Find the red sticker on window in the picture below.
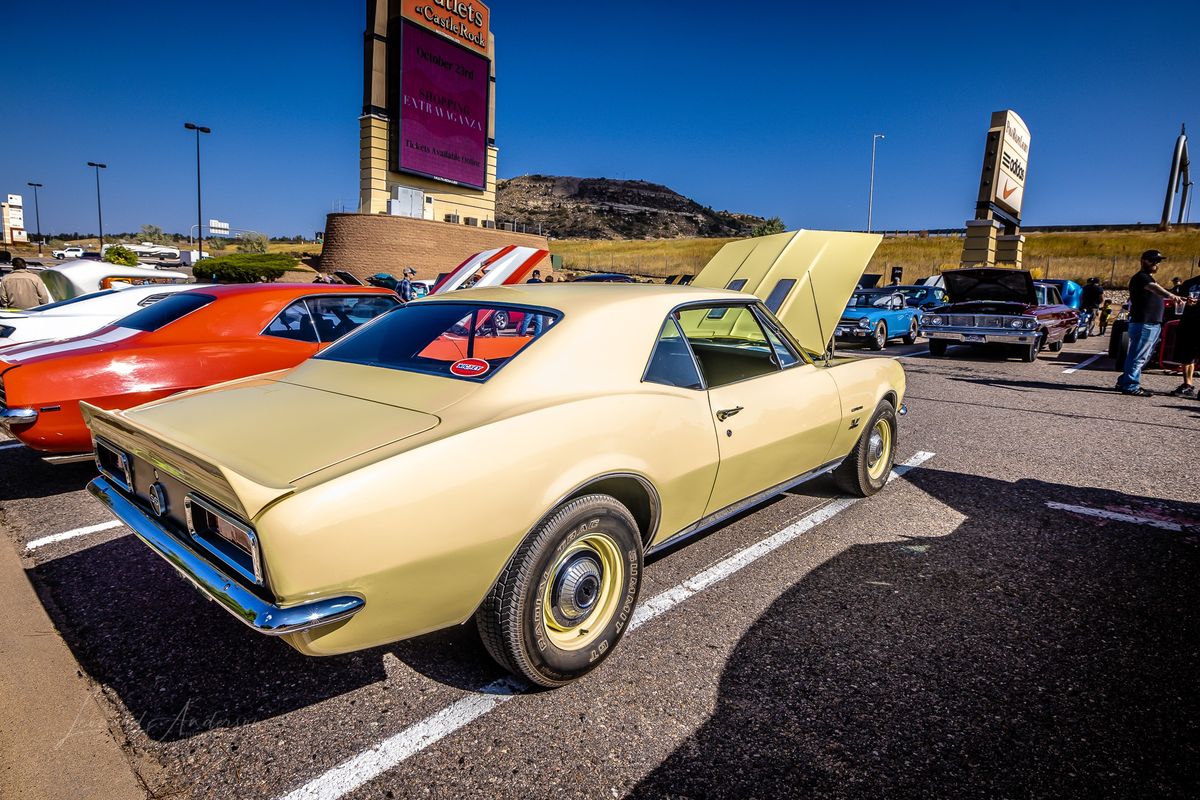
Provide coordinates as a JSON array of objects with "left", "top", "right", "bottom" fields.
[{"left": 450, "top": 358, "right": 490, "bottom": 377}]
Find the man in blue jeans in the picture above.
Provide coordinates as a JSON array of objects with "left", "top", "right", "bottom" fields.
[
  {"left": 1116, "top": 250, "right": 1191, "bottom": 396},
  {"left": 521, "top": 269, "right": 544, "bottom": 336}
]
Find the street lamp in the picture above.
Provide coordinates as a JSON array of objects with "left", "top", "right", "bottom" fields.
[
  {"left": 26, "top": 182, "right": 43, "bottom": 256},
  {"left": 184, "top": 122, "right": 211, "bottom": 261},
  {"left": 867, "top": 133, "right": 885, "bottom": 233},
  {"left": 86, "top": 162, "right": 107, "bottom": 248}
]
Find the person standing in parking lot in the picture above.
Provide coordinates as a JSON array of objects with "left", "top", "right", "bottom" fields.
[
  {"left": 398, "top": 267, "right": 417, "bottom": 302},
  {"left": 1171, "top": 284, "right": 1200, "bottom": 397},
  {"left": 1116, "top": 250, "right": 1191, "bottom": 396},
  {"left": 1081, "top": 277, "right": 1104, "bottom": 334},
  {"left": 0, "top": 258, "right": 51, "bottom": 309}
]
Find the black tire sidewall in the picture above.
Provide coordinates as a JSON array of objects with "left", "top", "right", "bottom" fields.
[
  {"left": 519, "top": 503, "right": 642, "bottom": 685},
  {"left": 871, "top": 322, "right": 886, "bottom": 350}
]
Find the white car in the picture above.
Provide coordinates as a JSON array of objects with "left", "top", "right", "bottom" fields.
[
  {"left": 0, "top": 284, "right": 208, "bottom": 346},
  {"left": 52, "top": 246, "right": 85, "bottom": 260},
  {"left": 38, "top": 259, "right": 190, "bottom": 300}
]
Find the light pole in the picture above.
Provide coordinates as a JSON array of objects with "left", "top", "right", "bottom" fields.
[
  {"left": 86, "top": 162, "right": 107, "bottom": 248},
  {"left": 184, "top": 122, "right": 211, "bottom": 261},
  {"left": 26, "top": 182, "right": 43, "bottom": 256},
  {"left": 868, "top": 133, "right": 885, "bottom": 233}
]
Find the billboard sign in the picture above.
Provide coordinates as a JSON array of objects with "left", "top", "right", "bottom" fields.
[
  {"left": 401, "top": 0, "right": 490, "bottom": 56},
  {"left": 209, "top": 219, "right": 230, "bottom": 236},
  {"left": 394, "top": 21, "right": 489, "bottom": 189},
  {"left": 976, "top": 110, "right": 1031, "bottom": 220}
]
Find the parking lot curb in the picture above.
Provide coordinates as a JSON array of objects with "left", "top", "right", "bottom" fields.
[{"left": 0, "top": 539, "right": 146, "bottom": 799}]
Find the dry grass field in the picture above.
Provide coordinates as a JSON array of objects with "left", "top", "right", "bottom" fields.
[{"left": 552, "top": 229, "right": 1200, "bottom": 286}]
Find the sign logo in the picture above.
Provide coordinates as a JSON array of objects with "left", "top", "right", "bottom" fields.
[
  {"left": 149, "top": 482, "right": 168, "bottom": 517},
  {"left": 1002, "top": 181, "right": 1019, "bottom": 200},
  {"left": 402, "top": 0, "right": 490, "bottom": 56},
  {"left": 449, "top": 358, "right": 490, "bottom": 377}
]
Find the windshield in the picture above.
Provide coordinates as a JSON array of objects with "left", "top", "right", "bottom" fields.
[
  {"left": 316, "top": 302, "right": 560, "bottom": 381},
  {"left": 22, "top": 289, "right": 118, "bottom": 313},
  {"left": 114, "top": 292, "right": 215, "bottom": 332},
  {"left": 846, "top": 291, "right": 891, "bottom": 309}
]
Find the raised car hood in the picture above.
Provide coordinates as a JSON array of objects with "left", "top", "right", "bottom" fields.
[
  {"left": 692, "top": 229, "right": 882, "bottom": 353},
  {"left": 943, "top": 268, "right": 1037, "bottom": 305},
  {"left": 85, "top": 374, "right": 440, "bottom": 518}
]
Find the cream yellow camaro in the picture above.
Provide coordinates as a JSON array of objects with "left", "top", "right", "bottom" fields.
[{"left": 84, "top": 230, "right": 906, "bottom": 687}]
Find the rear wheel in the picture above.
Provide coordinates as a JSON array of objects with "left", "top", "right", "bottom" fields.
[
  {"left": 834, "top": 401, "right": 897, "bottom": 497},
  {"left": 476, "top": 494, "right": 643, "bottom": 688},
  {"left": 868, "top": 321, "right": 887, "bottom": 350},
  {"left": 928, "top": 339, "right": 948, "bottom": 357},
  {"left": 1048, "top": 338, "right": 1064, "bottom": 353},
  {"left": 902, "top": 319, "right": 918, "bottom": 345}
]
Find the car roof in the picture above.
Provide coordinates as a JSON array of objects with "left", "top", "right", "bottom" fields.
[{"left": 181, "top": 283, "right": 398, "bottom": 300}]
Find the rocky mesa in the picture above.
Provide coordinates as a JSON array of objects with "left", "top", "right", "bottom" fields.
[{"left": 496, "top": 175, "right": 766, "bottom": 240}]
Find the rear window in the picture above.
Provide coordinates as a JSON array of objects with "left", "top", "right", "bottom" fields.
[
  {"left": 317, "top": 302, "right": 560, "bottom": 381},
  {"left": 115, "top": 292, "right": 215, "bottom": 332}
]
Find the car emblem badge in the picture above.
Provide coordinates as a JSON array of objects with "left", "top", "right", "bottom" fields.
[{"left": 149, "top": 482, "right": 168, "bottom": 517}]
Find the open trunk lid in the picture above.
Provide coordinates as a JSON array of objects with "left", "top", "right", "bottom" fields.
[{"left": 691, "top": 229, "right": 882, "bottom": 353}]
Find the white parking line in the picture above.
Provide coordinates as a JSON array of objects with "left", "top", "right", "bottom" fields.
[
  {"left": 25, "top": 520, "right": 124, "bottom": 551},
  {"left": 1061, "top": 352, "right": 1107, "bottom": 374},
  {"left": 1046, "top": 501, "right": 1197, "bottom": 533},
  {"left": 279, "top": 450, "right": 937, "bottom": 800}
]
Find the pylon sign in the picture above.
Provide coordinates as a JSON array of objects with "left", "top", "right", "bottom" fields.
[{"left": 975, "top": 110, "right": 1031, "bottom": 222}]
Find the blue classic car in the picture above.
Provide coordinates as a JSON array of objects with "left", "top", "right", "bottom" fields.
[
  {"left": 896, "top": 284, "right": 950, "bottom": 310},
  {"left": 834, "top": 288, "right": 921, "bottom": 350}
]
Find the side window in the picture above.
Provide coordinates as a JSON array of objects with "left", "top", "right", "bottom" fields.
[
  {"left": 676, "top": 305, "right": 780, "bottom": 388},
  {"left": 643, "top": 318, "right": 703, "bottom": 390},
  {"left": 307, "top": 295, "right": 401, "bottom": 342},
  {"left": 763, "top": 279, "right": 796, "bottom": 313},
  {"left": 265, "top": 300, "right": 319, "bottom": 343}
]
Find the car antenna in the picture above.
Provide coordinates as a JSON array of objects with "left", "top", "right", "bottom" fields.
[{"left": 808, "top": 277, "right": 832, "bottom": 366}]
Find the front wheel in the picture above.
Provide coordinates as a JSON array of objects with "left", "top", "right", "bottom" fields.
[
  {"left": 902, "top": 319, "right": 918, "bottom": 345},
  {"left": 1021, "top": 334, "right": 1042, "bottom": 362},
  {"left": 928, "top": 339, "right": 948, "bottom": 357},
  {"left": 476, "top": 494, "right": 643, "bottom": 688},
  {"left": 868, "top": 321, "right": 887, "bottom": 351},
  {"left": 834, "top": 401, "right": 897, "bottom": 497}
]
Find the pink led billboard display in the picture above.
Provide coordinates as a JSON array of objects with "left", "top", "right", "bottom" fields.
[{"left": 395, "top": 22, "right": 489, "bottom": 190}]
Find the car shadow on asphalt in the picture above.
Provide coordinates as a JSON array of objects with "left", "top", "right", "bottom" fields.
[
  {"left": 0, "top": 450, "right": 95, "bottom": 502},
  {"left": 949, "top": 376, "right": 1120, "bottom": 394},
  {"left": 628, "top": 468, "right": 1200, "bottom": 799},
  {"left": 32, "top": 536, "right": 506, "bottom": 742}
]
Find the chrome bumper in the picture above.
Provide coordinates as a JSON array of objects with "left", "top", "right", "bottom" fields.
[
  {"left": 920, "top": 327, "right": 1037, "bottom": 344},
  {"left": 87, "top": 476, "right": 364, "bottom": 636}
]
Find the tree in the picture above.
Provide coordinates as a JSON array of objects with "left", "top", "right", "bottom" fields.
[
  {"left": 138, "top": 224, "right": 166, "bottom": 244},
  {"left": 237, "top": 232, "right": 269, "bottom": 254},
  {"left": 102, "top": 245, "right": 140, "bottom": 266},
  {"left": 751, "top": 217, "right": 786, "bottom": 237}
]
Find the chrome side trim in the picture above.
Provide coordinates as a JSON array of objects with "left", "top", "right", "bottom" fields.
[
  {"left": 87, "top": 477, "right": 364, "bottom": 635},
  {"left": 43, "top": 452, "right": 95, "bottom": 465},
  {"left": 647, "top": 456, "right": 846, "bottom": 557}
]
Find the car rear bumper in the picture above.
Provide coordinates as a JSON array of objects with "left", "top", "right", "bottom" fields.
[
  {"left": 921, "top": 328, "right": 1037, "bottom": 344},
  {"left": 87, "top": 476, "right": 365, "bottom": 636}
]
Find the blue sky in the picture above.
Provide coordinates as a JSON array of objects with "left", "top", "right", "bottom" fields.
[{"left": 3, "top": 1, "right": 1197, "bottom": 237}]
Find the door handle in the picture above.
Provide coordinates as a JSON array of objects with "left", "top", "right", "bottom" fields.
[{"left": 716, "top": 406, "right": 744, "bottom": 422}]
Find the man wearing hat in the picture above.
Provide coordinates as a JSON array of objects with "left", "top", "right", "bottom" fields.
[
  {"left": 1116, "top": 250, "right": 1191, "bottom": 396},
  {"left": 398, "top": 267, "right": 417, "bottom": 303}
]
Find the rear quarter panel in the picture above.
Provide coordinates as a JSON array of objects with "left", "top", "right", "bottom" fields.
[{"left": 264, "top": 390, "right": 721, "bottom": 656}]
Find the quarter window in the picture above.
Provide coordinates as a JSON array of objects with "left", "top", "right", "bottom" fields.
[
  {"left": 265, "top": 300, "right": 319, "bottom": 343},
  {"left": 763, "top": 279, "right": 796, "bottom": 313},
  {"left": 644, "top": 318, "right": 703, "bottom": 390},
  {"left": 264, "top": 295, "right": 400, "bottom": 344}
]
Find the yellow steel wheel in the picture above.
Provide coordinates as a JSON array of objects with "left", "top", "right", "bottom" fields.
[
  {"left": 541, "top": 532, "right": 625, "bottom": 652},
  {"left": 865, "top": 417, "right": 893, "bottom": 482}
]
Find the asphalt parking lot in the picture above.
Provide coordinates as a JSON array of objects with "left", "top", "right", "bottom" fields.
[{"left": 3, "top": 337, "right": 1198, "bottom": 799}]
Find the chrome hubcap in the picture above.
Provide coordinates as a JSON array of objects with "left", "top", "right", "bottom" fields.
[
  {"left": 550, "top": 553, "right": 603, "bottom": 625},
  {"left": 868, "top": 430, "right": 885, "bottom": 464}
]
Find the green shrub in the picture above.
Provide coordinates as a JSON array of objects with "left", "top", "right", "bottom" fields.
[
  {"left": 196, "top": 252, "right": 297, "bottom": 283},
  {"left": 236, "top": 232, "right": 269, "bottom": 254},
  {"left": 102, "top": 245, "right": 140, "bottom": 266},
  {"left": 751, "top": 217, "right": 786, "bottom": 237}
]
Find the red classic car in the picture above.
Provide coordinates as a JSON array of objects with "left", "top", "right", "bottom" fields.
[
  {"left": 0, "top": 284, "right": 401, "bottom": 455},
  {"left": 919, "top": 268, "right": 1079, "bottom": 362}
]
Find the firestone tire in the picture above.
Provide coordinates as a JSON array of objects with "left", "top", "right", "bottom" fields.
[
  {"left": 834, "top": 401, "right": 897, "bottom": 498},
  {"left": 868, "top": 321, "right": 887, "bottom": 351},
  {"left": 928, "top": 339, "right": 949, "bottom": 357},
  {"left": 476, "top": 494, "right": 643, "bottom": 688}
]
